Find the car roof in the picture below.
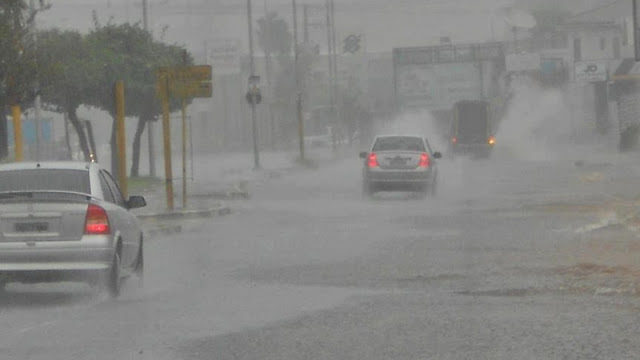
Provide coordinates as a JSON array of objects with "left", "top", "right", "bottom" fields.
[
  {"left": 374, "top": 134, "right": 425, "bottom": 139},
  {"left": 0, "top": 161, "right": 95, "bottom": 171}
]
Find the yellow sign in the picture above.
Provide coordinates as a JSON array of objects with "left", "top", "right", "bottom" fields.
[
  {"left": 156, "top": 65, "right": 212, "bottom": 99},
  {"left": 158, "top": 66, "right": 212, "bottom": 82},
  {"left": 170, "top": 81, "right": 213, "bottom": 98}
]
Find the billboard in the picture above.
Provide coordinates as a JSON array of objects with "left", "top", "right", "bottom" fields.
[
  {"left": 393, "top": 42, "right": 504, "bottom": 110},
  {"left": 396, "top": 63, "right": 482, "bottom": 109}
]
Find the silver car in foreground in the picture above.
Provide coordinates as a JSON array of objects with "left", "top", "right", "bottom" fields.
[
  {"left": 0, "top": 162, "right": 146, "bottom": 297},
  {"left": 360, "top": 135, "right": 442, "bottom": 197}
]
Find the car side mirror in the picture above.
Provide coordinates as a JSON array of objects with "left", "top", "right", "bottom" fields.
[
  {"left": 127, "top": 195, "right": 147, "bottom": 209},
  {"left": 359, "top": 151, "right": 368, "bottom": 159},
  {"left": 433, "top": 152, "right": 442, "bottom": 159}
]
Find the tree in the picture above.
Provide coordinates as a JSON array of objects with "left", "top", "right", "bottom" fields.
[
  {"left": 84, "top": 21, "right": 191, "bottom": 177},
  {"left": 37, "top": 29, "right": 95, "bottom": 161},
  {"left": 0, "top": 0, "right": 42, "bottom": 160},
  {"left": 256, "top": 12, "right": 292, "bottom": 57},
  {"left": 257, "top": 12, "right": 294, "bottom": 147}
]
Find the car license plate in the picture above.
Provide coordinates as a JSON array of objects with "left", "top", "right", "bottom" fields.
[
  {"left": 15, "top": 222, "right": 49, "bottom": 232},
  {"left": 390, "top": 158, "right": 407, "bottom": 166}
]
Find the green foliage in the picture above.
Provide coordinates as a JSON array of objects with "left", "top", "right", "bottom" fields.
[
  {"left": 256, "top": 12, "right": 293, "bottom": 57},
  {"left": 84, "top": 22, "right": 191, "bottom": 117},
  {"left": 37, "top": 29, "right": 92, "bottom": 109},
  {"left": 0, "top": 0, "right": 36, "bottom": 107}
]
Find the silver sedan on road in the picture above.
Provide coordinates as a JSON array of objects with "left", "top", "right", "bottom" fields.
[
  {"left": 360, "top": 135, "right": 442, "bottom": 197},
  {"left": 0, "top": 161, "right": 146, "bottom": 297}
]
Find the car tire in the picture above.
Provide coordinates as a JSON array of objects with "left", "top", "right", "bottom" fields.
[{"left": 105, "top": 252, "right": 122, "bottom": 298}]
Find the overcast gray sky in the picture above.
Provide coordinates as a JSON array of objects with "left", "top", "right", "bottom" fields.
[
  {"left": 42, "top": 0, "right": 514, "bottom": 53},
  {"left": 41, "top": 0, "right": 612, "bottom": 56}
]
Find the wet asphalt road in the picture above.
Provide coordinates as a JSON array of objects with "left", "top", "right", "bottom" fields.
[{"left": 1, "top": 147, "right": 640, "bottom": 360}]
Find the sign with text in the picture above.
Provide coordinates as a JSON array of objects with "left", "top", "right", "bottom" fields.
[
  {"left": 574, "top": 61, "right": 607, "bottom": 82},
  {"left": 156, "top": 66, "right": 213, "bottom": 98}
]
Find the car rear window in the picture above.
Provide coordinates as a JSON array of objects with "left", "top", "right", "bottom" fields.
[
  {"left": 372, "top": 136, "right": 425, "bottom": 152},
  {"left": 0, "top": 169, "right": 90, "bottom": 194}
]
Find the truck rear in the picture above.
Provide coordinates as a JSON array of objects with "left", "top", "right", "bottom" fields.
[{"left": 449, "top": 100, "right": 495, "bottom": 158}]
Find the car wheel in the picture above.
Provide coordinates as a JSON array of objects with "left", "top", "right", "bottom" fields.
[
  {"left": 430, "top": 179, "right": 438, "bottom": 197},
  {"left": 106, "top": 252, "right": 122, "bottom": 298}
]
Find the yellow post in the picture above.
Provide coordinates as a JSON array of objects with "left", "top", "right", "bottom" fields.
[
  {"left": 11, "top": 105, "right": 23, "bottom": 161},
  {"left": 115, "top": 80, "right": 128, "bottom": 199},
  {"left": 181, "top": 98, "right": 187, "bottom": 209},
  {"left": 160, "top": 75, "right": 174, "bottom": 210}
]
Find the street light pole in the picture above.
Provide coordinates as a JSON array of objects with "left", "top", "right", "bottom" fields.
[
  {"left": 293, "top": 0, "right": 305, "bottom": 162},
  {"left": 247, "top": 0, "right": 261, "bottom": 169},
  {"left": 325, "top": 0, "right": 336, "bottom": 152},
  {"left": 330, "top": 0, "right": 339, "bottom": 148},
  {"left": 142, "top": 0, "right": 157, "bottom": 177}
]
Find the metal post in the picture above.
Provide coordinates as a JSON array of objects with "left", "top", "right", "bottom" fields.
[
  {"left": 293, "top": 0, "right": 305, "bottom": 161},
  {"left": 142, "top": 0, "right": 157, "bottom": 177},
  {"left": 115, "top": 81, "right": 128, "bottom": 199},
  {"left": 264, "top": 0, "right": 276, "bottom": 149},
  {"left": 303, "top": 4, "right": 309, "bottom": 43},
  {"left": 634, "top": 0, "right": 640, "bottom": 61},
  {"left": 160, "top": 75, "right": 174, "bottom": 210},
  {"left": 330, "top": 0, "right": 339, "bottom": 147},
  {"left": 247, "top": 0, "right": 261, "bottom": 169},
  {"left": 325, "top": 0, "right": 336, "bottom": 152},
  {"left": 181, "top": 98, "right": 187, "bottom": 208},
  {"left": 11, "top": 105, "right": 23, "bottom": 161}
]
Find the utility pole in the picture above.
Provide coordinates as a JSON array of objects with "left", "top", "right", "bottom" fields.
[
  {"left": 293, "top": 0, "right": 305, "bottom": 162},
  {"left": 263, "top": 0, "right": 276, "bottom": 149},
  {"left": 30, "top": 0, "right": 42, "bottom": 161},
  {"left": 303, "top": 4, "right": 309, "bottom": 44},
  {"left": 142, "top": 0, "right": 157, "bottom": 177},
  {"left": 325, "top": 0, "right": 336, "bottom": 152},
  {"left": 247, "top": 0, "right": 261, "bottom": 169},
  {"left": 330, "top": 0, "right": 339, "bottom": 148}
]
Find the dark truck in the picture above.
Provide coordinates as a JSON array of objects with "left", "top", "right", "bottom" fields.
[{"left": 449, "top": 100, "right": 495, "bottom": 158}]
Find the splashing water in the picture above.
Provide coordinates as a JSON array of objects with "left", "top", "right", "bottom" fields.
[{"left": 494, "top": 80, "right": 577, "bottom": 161}]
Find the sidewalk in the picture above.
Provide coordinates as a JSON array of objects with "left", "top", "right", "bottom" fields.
[{"left": 133, "top": 147, "right": 340, "bottom": 235}]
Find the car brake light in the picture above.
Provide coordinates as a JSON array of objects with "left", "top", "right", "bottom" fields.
[
  {"left": 419, "top": 153, "right": 430, "bottom": 167},
  {"left": 84, "top": 204, "right": 110, "bottom": 235},
  {"left": 488, "top": 136, "right": 496, "bottom": 146},
  {"left": 368, "top": 153, "right": 379, "bottom": 167},
  {"left": 451, "top": 137, "right": 458, "bottom": 144}
]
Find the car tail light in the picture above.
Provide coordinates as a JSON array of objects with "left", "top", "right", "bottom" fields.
[
  {"left": 84, "top": 204, "right": 111, "bottom": 235},
  {"left": 419, "top": 153, "right": 430, "bottom": 167},
  {"left": 451, "top": 137, "right": 458, "bottom": 144},
  {"left": 368, "top": 153, "right": 379, "bottom": 168},
  {"left": 488, "top": 136, "right": 496, "bottom": 146}
]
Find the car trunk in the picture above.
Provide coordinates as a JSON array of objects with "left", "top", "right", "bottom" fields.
[
  {"left": 0, "top": 198, "right": 89, "bottom": 243},
  {"left": 377, "top": 152, "right": 422, "bottom": 170}
]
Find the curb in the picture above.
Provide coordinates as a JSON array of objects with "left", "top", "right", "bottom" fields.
[
  {"left": 141, "top": 206, "right": 232, "bottom": 237},
  {"left": 138, "top": 206, "right": 232, "bottom": 222}
]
